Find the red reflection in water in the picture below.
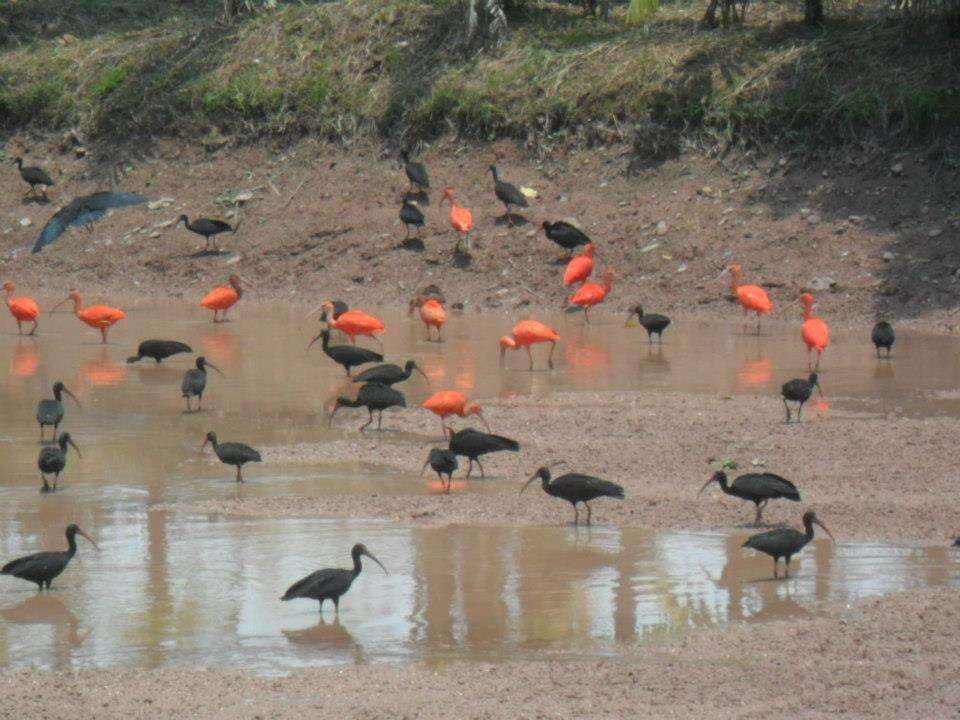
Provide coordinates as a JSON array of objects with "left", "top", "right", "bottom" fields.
[
  {"left": 425, "top": 479, "right": 467, "bottom": 494},
  {"left": 813, "top": 399, "right": 830, "bottom": 411},
  {"left": 737, "top": 357, "right": 773, "bottom": 390},
  {"left": 77, "top": 351, "right": 127, "bottom": 389},
  {"left": 420, "top": 353, "right": 448, "bottom": 387},
  {"left": 9, "top": 343, "right": 39, "bottom": 380},
  {"left": 563, "top": 336, "right": 611, "bottom": 385},
  {"left": 201, "top": 329, "right": 240, "bottom": 368}
]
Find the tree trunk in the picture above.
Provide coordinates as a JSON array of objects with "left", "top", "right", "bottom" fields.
[{"left": 804, "top": 0, "right": 824, "bottom": 25}]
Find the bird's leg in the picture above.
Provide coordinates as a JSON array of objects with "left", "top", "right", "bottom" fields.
[
  {"left": 334, "top": 597, "right": 340, "bottom": 615},
  {"left": 41, "top": 474, "right": 49, "bottom": 492},
  {"left": 807, "top": 348, "right": 812, "bottom": 371},
  {"left": 100, "top": 327, "right": 107, "bottom": 344},
  {"left": 377, "top": 410, "right": 383, "bottom": 431},
  {"left": 236, "top": 465, "right": 243, "bottom": 483},
  {"left": 375, "top": 334, "right": 384, "bottom": 352},
  {"left": 573, "top": 504, "right": 579, "bottom": 526},
  {"left": 756, "top": 316, "right": 761, "bottom": 336},
  {"left": 16, "top": 320, "right": 22, "bottom": 335},
  {"left": 359, "top": 409, "right": 374, "bottom": 432},
  {"left": 814, "top": 352, "right": 821, "bottom": 371},
  {"left": 506, "top": 204, "right": 514, "bottom": 227},
  {"left": 753, "top": 501, "right": 763, "bottom": 526},
  {"left": 585, "top": 501, "right": 593, "bottom": 526},
  {"left": 29, "top": 319, "right": 37, "bottom": 336},
  {"left": 525, "top": 345, "right": 534, "bottom": 371},
  {"left": 53, "top": 473, "right": 59, "bottom": 490},
  {"left": 444, "top": 474, "right": 451, "bottom": 494},
  {"left": 475, "top": 457, "right": 485, "bottom": 478},
  {"left": 772, "top": 558, "right": 779, "bottom": 579},
  {"left": 783, "top": 398, "right": 791, "bottom": 423},
  {"left": 547, "top": 341, "right": 556, "bottom": 370},
  {"left": 783, "top": 557, "right": 791, "bottom": 578},
  {"left": 887, "top": 347, "right": 892, "bottom": 358},
  {"left": 583, "top": 307, "right": 590, "bottom": 324},
  {"left": 797, "top": 401, "right": 804, "bottom": 420}
]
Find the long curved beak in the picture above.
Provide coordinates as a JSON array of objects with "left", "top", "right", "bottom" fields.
[
  {"left": 414, "top": 365, "right": 428, "bottom": 382},
  {"left": 76, "top": 527, "right": 99, "bottom": 551},
  {"left": 499, "top": 345, "right": 507, "bottom": 366},
  {"left": 63, "top": 386, "right": 81, "bottom": 408},
  {"left": 307, "top": 332, "right": 323, "bottom": 350},
  {"left": 328, "top": 405, "right": 339, "bottom": 428},
  {"left": 476, "top": 410, "right": 491, "bottom": 433},
  {"left": 420, "top": 458, "right": 430, "bottom": 476},
  {"left": 813, "top": 517, "right": 835, "bottom": 542},
  {"left": 815, "top": 380, "right": 824, "bottom": 398},
  {"left": 520, "top": 473, "right": 538, "bottom": 495},
  {"left": 363, "top": 550, "right": 388, "bottom": 574},
  {"left": 624, "top": 312, "right": 637, "bottom": 328},
  {"left": 68, "top": 437, "right": 82, "bottom": 457},
  {"left": 200, "top": 437, "right": 209, "bottom": 452},
  {"left": 697, "top": 476, "right": 714, "bottom": 496},
  {"left": 718, "top": 267, "right": 729, "bottom": 278},
  {"left": 205, "top": 361, "right": 225, "bottom": 377},
  {"left": 50, "top": 296, "right": 70, "bottom": 314}
]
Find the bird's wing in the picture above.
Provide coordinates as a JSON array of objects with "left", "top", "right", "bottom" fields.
[
  {"left": 735, "top": 473, "right": 800, "bottom": 500},
  {"left": 1, "top": 551, "right": 60, "bottom": 579},
  {"left": 282, "top": 569, "right": 343, "bottom": 600},
  {"left": 485, "top": 433, "right": 520, "bottom": 452},
  {"left": 555, "top": 474, "right": 625, "bottom": 498},
  {"left": 32, "top": 192, "right": 146, "bottom": 253}
]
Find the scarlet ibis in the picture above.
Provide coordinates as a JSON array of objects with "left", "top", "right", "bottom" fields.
[
  {"left": 521, "top": 466, "right": 624, "bottom": 525},
  {"left": 127, "top": 339, "right": 192, "bottom": 364},
  {"left": 625, "top": 305, "right": 671, "bottom": 342},
  {"left": 400, "top": 200, "right": 425, "bottom": 238},
  {"left": 447, "top": 427, "right": 519, "bottom": 479},
  {"left": 489, "top": 165, "right": 528, "bottom": 225},
  {"left": 400, "top": 150, "right": 430, "bottom": 192},
  {"left": 563, "top": 243, "right": 595, "bottom": 287},
  {"left": 320, "top": 300, "right": 349, "bottom": 321},
  {"left": 13, "top": 157, "right": 54, "bottom": 198},
  {"left": 314, "top": 302, "right": 385, "bottom": 349},
  {"left": 698, "top": 470, "right": 801, "bottom": 525},
  {"left": 179, "top": 215, "right": 240, "bottom": 251},
  {"left": 202, "top": 431, "right": 261, "bottom": 482},
  {"left": 541, "top": 221, "right": 590, "bottom": 257},
  {"left": 408, "top": 292, "right": 447, "bottom": 341},
  {"left": 1, "top": 524, "right": 97, "bottom": 590},
  {"left": 440, "top": 188, "right": 473, "bottom": 252},
  {"left": 781, "top": 373, "right": 821, "bottom": 423},
  {"left": 38, "top": 432, "right": 80, "bottom": 492},
  {"left": 330, "top": 383, "right": 406, "bottom": 432},
  {"left": 422, "top": 390, "right": 489, "bottom": 434},
  {"left": 308, "top": 328, "right": 382, "bottom": 375},
  {"left": 32, "top": 191, "right": 145, "bottom": 253},
  {"left": 499, "top": 320, "right": 560, "bottom": 370},
  {"left": 743, "top": 510, "right": 834, "bottom": 578},
  {"left": 200, "top": 275, "right": 243, "bottom": 322},
  {"left": 353, "top": 360, "right": 426, "bottom": 386},
  {"left": 872, "top": 321, "right": 895, "bottom": 358},
  {"left": 36, "top": 381, "right": 80, "bottom": 442},
  {"left": 567, "top": 270, "right": 612, "bottom": 322},
  {"left": 800, "top": 293, "right": 829, "bottom": 370},
  {"left": 725, "top": 264, "right": 772, "bottom": 335},
  {"left": 421, "top": 448, "right": 458, "bottom": 493},
  {"left": 3, "top": 281, "right": 40, "bottom": 335},
  {"left": 51, "top": 291, "right": 124, "bottom": 343},
  {"left": 181, "top": 356, "right": 223, "bottom": 412},
  {"left": 282, "top": 543, "right": 387, "bottom": 614}
]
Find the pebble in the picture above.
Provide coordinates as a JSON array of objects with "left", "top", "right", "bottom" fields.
[
  {"left": 148, "top": 198, "right": 174, "bottom": 210},
  {"left": 655, "top": 221, "right": 668, "bottom": 236},
  {"left": 19, "top": 218, "right": 31, "bottom": 227},
  {"left": 891, "top": 162, "right": 904, "bottom": 176},
  {"left": 806, "top": 213, "right": 821, "bottom": 226},
  {"left": 883, "top": 251, "right": 896, "bottom": 261},
  {"left": 928, "top": 228, "right": 943, "bottom": 238},
  {"left": 809, "top": 276, "right": 836, "bottom": 292}
]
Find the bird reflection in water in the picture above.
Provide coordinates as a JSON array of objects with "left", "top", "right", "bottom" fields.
[
  {"left": 76, "top": 348, "right": 127, "bottom": 391},
  {"left": 282, "top": 618, "right": 364, "bottom": 661},
  {"left": 8, "top": 340, "right": 39, "bottom": 381},
  {"left": 2, "top": 594, "right": 88, "bottom": 649},
  {"left": 200, "top": 328, "right": 240, "bottom": 370},
  {"left": 563, "top": 335, "right": 610, "bottom": 389}
]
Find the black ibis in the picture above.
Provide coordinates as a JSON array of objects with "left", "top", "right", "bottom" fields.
[
  {"left": 625, "top": 305, "right": 671, "bottom": 343},
  {"left": 308, "top": 328, "right": 382, "bottom": 376},
  {"left": 329, "top": 383, "right": 406, "bottom": 432},
  {"left": 521, "top": 466, "right": 624, "bottom": 525},
  {"left": 447, "top": 427, "right": 519, "bottom": 479},
  {"left": 541, "top": 221, "right": 590, "bottom": 257},
  {"left": 32, "top": 191, "right": 145, "bottom": 253},
  {"left": 421, "top": 448, "right": 458, "bottom": 493},
  {"left": 36, "top": 381, "right": 80, "bottom": 442},
  {"left": 38, "top": 432, "right": 80, "bottom": 492},
  {"left": 871, "top": 321, "right": 895, "bottom": 358},
  {"left": 13, "top": 157, "right": 54, "bottom": 198},
  {"left": 178, "top": 215, "right": 240, "bottom": 251},
  {"left": 202, "top": 431, "right": 261, "bottom": 482},
  {"left": 127, "top": 339, "right": 193, "bottom": 364},
  {"left": 489, "top": 165, "right": 528, "bottom": 224},
  {"left": 781, "top": 372, "right": 822, "bottom": 423},
  {"left": 352, "top": 360, "right": 427, "bottom": 386},
  {"left": 181, "top": 356, "right": 223, "bottom": 412},
  {"left": 1, "top": 524, "right": 98, "bottom": 590},
  {"left": 698, "top": 470, "right": 801, "bottom": 525},
  {"left": 282, "top": 543, "right": 387, "bottom": 614},
  {"left": 400, "top": 200, "right": 425, "bottom": 238},
  {"left": 742, "top": 510, "right": 834, "bottom": 578},
  {"left": 400, "top": 150, "right": 430, "bottom": 192}
]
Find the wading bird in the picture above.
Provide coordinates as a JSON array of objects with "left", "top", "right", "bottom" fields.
[
  {"left": 200, "top": 275, "right": 243, "bottom": 322},
  {"left": 408, "top": 292, "right": 447, "bottom": 341},
  {"left": 742, "top": 510, "right": 834, "bottom": 578},
  {"left": 521, "top": 465, "right": 624, "bottom": 526},
  {"left": 781, "top": 372, "right": 822, "bottom": 423},
  {"left": 36, "top": 381, "right": 80, "bottom": 442},
  {"left": 440, "top": 188, "right": 473, "bottom": 252},
  {"left": 1, "top": 524, "right": 98, "bottom": 590},
  {"left": 800, "top": 293, "right": 829, "bottom": 370},
  {"left": 127, "top": 339, "right": 192, "bottom": 364},
  {"left": 568, "top": 271, "right": 612, "bottom": 322},
  {"left": 178, "top": 215, "right": 240, "bottom": 252},
  {"left": 315, "top": 302, "right": 385, "bottom": 349},
  {"left": 563, "top": 243, "right": 595, "bottom": 287},
  {"left": 353, "top": 360, "right": 426, "bottom": 387},
  {"left": 421, "top": 448, "right": 458, "bottom": 493},
  {"left": 499, "top": 320, "right": 560, "bottom": 370},
  {"left": 52, "top": 291, "right": 125, "bottom": 343},
  {"left": 541, "top": 221, "right": 590, "bottom": 258},
  {"left": 447, "top": 427, "right": 519, "bottom": 479},
  {"left": 422, "top": 390, "right": 489, "bottom": 434},
  {"left": 400, "top": 150, "right": 430, "bottom": 192},
  {"left": 319, "top": 300, "right": 349, "bottom": 322},
  {"left": 400, "top": 200, "right": 425, "bottom": 238},
  {"left": 38, "top": 432, "right": 80, "bottom": 492},
  {"left": 725, "top": 264, "right": 772, "bottom": 335},
  {"left": 624, "top": 305, "right": 671, "bottom": 343},
  {"left": 282, "top": 543, "right": 387, "bottom": 614},
  {"left": 3, "top": 281, "right": 40, "bottom": 336},
  {"left": 32, "top": 192, "right": 145, "bottom": 253},
  {"left": 13, "top": 157, "right": 54, "bottom": 198},
  {"left": 489, "top": 165, "right": 528, "bottom": 225},
  {"left": 698, "top": 470, "right": 801, "bottom": 525},
  {"left": 181, "top": 356, "right": 223, "bottom": 412},
  {"left": 308, "top": 329, "right": 383, "bottom": 376},
  {"left": 329, "top": 383, "right": 406, "bottom": 432},
  {"left": 871, "top": 320, "right": 895, "bottom": 358},
  {"left": 202, "top": 431, "right": 261, "bottom": 482}
]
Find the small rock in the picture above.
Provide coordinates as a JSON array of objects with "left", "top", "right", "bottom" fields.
[
  {"left": 148, "top": 197, "right": 174, "bottom": 210},
  {"left": 800, "top": 208, "right": 811, "bottom": 217},
  {"left": 806, "top": 212, "right": 821, "bottom": 226},
  {"left": 153, "top": 220, "right": 174, "bottom": 229},
  {"left": 233, "top": 191, "right": 254, "bottom": 204},
  {"left": 74, "top": 146, "right": 87, "bottom": 158},
  {"left": 890, "top": 162, "right": 903, "bottom": 176},
  {"left": 928, "top": 228, "right": 943, "bottom": 238},
  {"left": 809, "top": 276, "right": 835, "bottom": 292},
  {"left": 882, "top": 251, "right": 896, "bottom": 261},
  {"left": 655, "top": 221, "right": 668, "bottom": 236},
  {"left": 19, "top": 218, "right": 31, "bottom": 227},
  {"left": 699, "top": 186, "right": 714, "bottom": 198},
  {"left": 676, "top": 263, "right": 688, "bottom": 273},
  {"left": 149, "top": 231, "right": 160, "bottom": 239}
]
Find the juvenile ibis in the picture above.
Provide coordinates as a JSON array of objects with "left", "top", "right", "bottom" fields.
[
  {"left": 178, "top": 215, "right": 240, "bottom": 252},
  {"left": 499, "top": 319, "right": 560, "bottom": 370},
  {"left": 127, "top": 339, "right": 193, "bottom": 364},
  {"left": 625, "top": 305, "right": 671, "bottom": 343},
  {"left": 422, "top": 390, "right": 489, "bottom": 434},
  {"left": 567, "top": 270, "right": 612, "bottom": 322},
  {"left": 200, "top": 275, "right": 243, "bottom": 322},
  {"left": 698, "top": 470, "right": 801, "bottom": 525},
  {"left": 521, "top": 466, "right": 625, "bottom": 525},
  {"left": 781, "top": 372, "right": 821, "bottom": 423},
  {"left": 800, "top": 293, "right": 829, "bottom": 370},
  {"left": 282, "top": 543, "right": 387, "bottom": 614},
  {"left": 871, "top": 321, "right": 895, "bottom": 358},
  {"left": 408, "top": 292, "right": 447, "bottom": 341},
  {"left": 743, "top": 510, "right": 834, "bottom": 578},
  {"left": 32, "top": 191, "right": 145, "bottom": 253},
  {"left": 353, "top": 360, "right": 426, "bottom": 386},
  {"left": 421, "top": 448, "right": 458, "bottom": 493},
  {"left": 4, "top": 281, "right": 40, "bottom": 335},
  {"left": 725, "top": 264, "right": 772, "bottom": 335},
  {"left": 38, "top": 432, "right": 80, "bottom": 492},
  {"left": 400, "top": 200, "right": 425, "bottom": 238},
  {"left": 1, "top": 524, "right": 98, "bottom": 590},
  {"left": 541, "top": 221, "right": 590, "bottom": 257},
  {"left": 329, "top": 383, "right": 406, "bottom": 432},
  {"left": 447, "top": 427, "right": 519, "bottom": 479},
  {"left": 440, "top": 188, "right": 473, "bottom": 252},
  {"left": 308, "top": 328, "right": 383, "bottom": 376},
  {"left": 13, "top": 157, "right": 54, "bottom": 198},
  {"left": 489, "top": 165, "right": 528, "bottom": 225},
  {"left": 563, "top": 243, "right": 595, "bottom": 287},
  {"left": 181, "top": 356, "right": 223, "bottom": 412},
  {"left": 202, "top": 431, "right": 261, "bottom": 482},
  {"left": 400, "top": 150, "right": 430, "bottom": 192},
  {"left": 51, "top": 291, "right": 125, "bottom": 343},
  {"left": 36, "top": 381, "right": 80, "bottom": 442}
]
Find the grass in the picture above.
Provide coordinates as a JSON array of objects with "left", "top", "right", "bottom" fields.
[{"left": 0, "top": 0, "right": 957, "bottom": 153}]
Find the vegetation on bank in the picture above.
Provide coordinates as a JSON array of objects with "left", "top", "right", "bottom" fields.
[{"left": 0, "top": 0, "right": 958, "bottom": 154}]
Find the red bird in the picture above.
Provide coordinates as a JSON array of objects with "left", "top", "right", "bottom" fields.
[
  {"left": 727, "top": 264, "right": 772, "bottom": 335},
  {"left": 52, "top": 291, "right": 125, "bottom": 344},
  {"left": 422, "top": 390, "right": 489, "bottom": 434},
  {"left": 800, "top": 292, "right": 829, "bottom": 370},
  {"left": 568, "top": 271, "right": 612, "bottom": 323},
  {"left": 408, "top": 293, "right": 447, "bottom": 342},
  {"left": 200, "top": 275, "right": 243, "bottom": 323},
  {"left": 499, "top": 320, "right": 560, "bottom": 371},
  {"left": 440, "top": 188, "right": 473, "bottom": 252},
  {"left": 563, "top": 243, "right": 595, "bottom": 287},
  {"left": 317, "top": 301, "right": 385, "bottom": 349},
  {"left": 4, "top": 281, "right": 40, "bottom": 335}
]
